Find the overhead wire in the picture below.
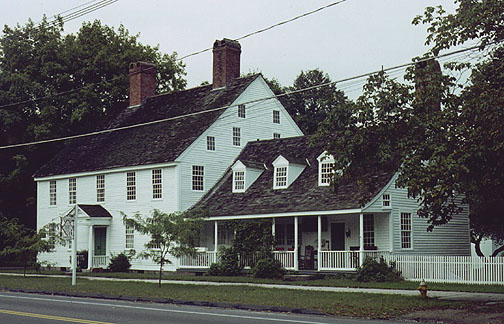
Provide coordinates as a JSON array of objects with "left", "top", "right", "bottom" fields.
[{"left": 0, "top": 42, "right": 494, "bottom": 151}]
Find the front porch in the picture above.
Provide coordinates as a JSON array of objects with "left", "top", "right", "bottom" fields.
[{"left": 179, "top": 212, "right": 392, "bottom": 271}]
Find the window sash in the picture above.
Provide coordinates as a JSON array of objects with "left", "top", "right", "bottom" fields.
[
  {"left": 320, "top": 162, "right": 335, "bottom": 185},
  {"left": 68, "top": 178, "right": 76, "bottom": 204},
  {"left": 152, "top": 169, "right": 162, "bottom": 199},
  {"left": 192, "top": 165, "right": 204, "bottom": 191},
  {"left": 126, "top": 172, "right": 136, "bottom": 200},
  {"left": 363, "top": 214, "right": 375, "bottom": 247},
  {"left": 234, "top": 171, "right": 245, "bottom": 191},
  {"left": 383, "top": 194, "right": 391, "bottom": 207},
  {"left": 400, "top": 212, "right": 412, "bottom": 249},
  {"left": 125, "top": 225, "right": 134, "bottom": 249},
  {"left": 238, "top": 104, "right": 245, "bottom": 118},
  {"left": 273, "top": 133, "right": 280, "bottom": 139},
  {"left": 275, "top": 166, "right": 287, "bottom": 188},
  {"left": 232, "top": 127, "right": 241, "bottom": 146},
  {"left": 273, "top": 110, "right": 280, "bottom": 124},
  {"left": 206, "top": 136, "right": 215, "bottom": 151},
  {"left": 96, "top": 175, "right": 105, "bottom": 202},
  {"left": 49, "top": 180, "right": 57, "bottom": 205}
]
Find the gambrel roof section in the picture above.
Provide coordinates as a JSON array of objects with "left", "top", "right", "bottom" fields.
[
  {"left": 34, "top": 74, "right": 260, "bottom": 178},
  {"left": 195, "top": 136, "right": 397, "bottom": 217}
]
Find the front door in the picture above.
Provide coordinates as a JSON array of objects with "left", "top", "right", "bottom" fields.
[
  {"left": 331, "top": 223, "right": 345, "bottom": 250},
  {"left": 94, "top": 227, "right": 106, "bottom": 256}
]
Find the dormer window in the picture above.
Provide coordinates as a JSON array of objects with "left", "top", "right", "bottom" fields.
[
  {"left": 274, "top": 166, "right": 288, "bottom": 189},
  {"left": 317, "top": 152, "right": 335, "bottom": 186},
  {"left": 233, "top": 171, "right": 245, "bottom": 192}
]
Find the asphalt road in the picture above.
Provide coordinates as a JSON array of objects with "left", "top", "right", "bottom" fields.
[{"left": 0, "top": 291, "right": 404, "bottom": 324}]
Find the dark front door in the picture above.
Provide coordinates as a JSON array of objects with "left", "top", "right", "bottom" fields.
[
  {"left": 94, "top": 227, "right": 106, "bottom": 256},
  {"left": 331, "top": 223, "right": 345, "bottom": 250}
]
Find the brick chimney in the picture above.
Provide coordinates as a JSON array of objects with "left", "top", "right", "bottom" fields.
[
  {"left": 212, "top": 39, "right": 241, "bottom": 89},
  {"left": 129, "top": 61, "right": 156, "bottom": 107}
]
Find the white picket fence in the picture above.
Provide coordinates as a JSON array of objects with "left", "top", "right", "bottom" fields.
[{"left": 380, "top": 254, "right": 504, "bottom": 285}]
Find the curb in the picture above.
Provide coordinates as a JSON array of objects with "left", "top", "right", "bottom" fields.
[{"left": 2, "top": 288, "right": 327, "bottom": 316}]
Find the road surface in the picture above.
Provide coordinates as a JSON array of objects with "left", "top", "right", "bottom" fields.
[{"left": 0, "top": 291, "right": 403, "bottom": 324}]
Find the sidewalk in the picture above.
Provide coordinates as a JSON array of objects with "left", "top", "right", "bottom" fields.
[{"left": 2, "top": 272, "right": 504, "bottom": 302}]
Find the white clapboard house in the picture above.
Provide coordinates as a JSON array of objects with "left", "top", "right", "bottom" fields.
[
  {"left": 188, "top": 136, "right": 472, "bottom": 273},
  {"left": 34, "top": 39, "right": 303, "bottom": 271}
]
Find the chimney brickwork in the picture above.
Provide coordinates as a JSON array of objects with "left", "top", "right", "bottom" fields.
[
  {"left": 212, "top": 39, "right": 241, "bottom": 88},
  {"left": 129, "top": 61, "right": 157, "bottom": 107}
]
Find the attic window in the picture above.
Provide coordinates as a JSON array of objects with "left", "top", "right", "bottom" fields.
[
  {"left": 238, "top": 104, "right": 245, "bottom": 118},
  {"left": 273, "top": 110, "right": 280, "bottom": 124},
  {"left": 273, "top": 133, "right": 280, "bottom": 139},
  {"left": 274, "top": 166, "right": 288, "bottom": 189},
  {"left": 233, "top": 171, "right": 245, "bottom": 192},
  {"left": 232, "top": 127, "right": 241, "bottom": 146},
  {"left": 382, "top": 194, "right": 391, "bottom": 207},
  {"left": 317, "top": 152, "right": 335, "bottom": 186},
  {"left": 207, "top": 136, "right": 215, "bottom": 151}
]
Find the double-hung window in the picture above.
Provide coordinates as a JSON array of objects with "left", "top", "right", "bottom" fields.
[
  {"left": 382, "top": 194, "right": 391, "bottom": 207},
  {"left": 68, "top": 178, "right": 76, "bottom": 204},
  {"left": 273, "top": 133, "right": 281, "bottom": 139},
  {"left": 275, "top": 166, "right": 287, "bottom": 188},
  {"left": 233, "top": 171, "right": 245, "bottom": 192},
  {"left": 363, "top": 214, "right": 375, "bottom": 248},
  {"left": 126, "top": 172, "right": 136, "bottom": 200},
  {"left": 238, "top": 104, "right": 245, "bottom": 118},
  {"left": 152, "top": 169, "right": 162, "bottom": 199},
  {"left": 401, "top": 212, "right": 412, "bottom": 249},
  {"left": 319, "top": 162, "right": 335, "bottom": 186},
  {"left": 192, "top": 166, "right": 204, "bottom": 191},
  {"left": 273, "top": 110, "right": 280, "bottom": 124},
  {"left": 206, "top": 136, "right": 215, "bottom": 151},
  {"left": 232, "top": 127, "right": 241, "bottom": 146},
  {"left": 49, "top": 180, "right": 57, "bottom": 206},
  {"left": 96, "top": 175, "right": 105, "bottom": 202},
  {"left": 125, "top": 224, "right": 134, "bottom": 249}
]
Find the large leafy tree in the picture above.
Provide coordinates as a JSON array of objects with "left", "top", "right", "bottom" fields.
[
  {"left": 316, "top": 0, "right": 504, "bottom": 256},
  {"left": 0, "top": 19, "right": 186, "bottom": 228}
]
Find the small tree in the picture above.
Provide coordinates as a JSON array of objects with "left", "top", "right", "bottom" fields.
[
  {"left": 123, "top": 209, "right": 204, "bottom": 287},
  {"left": 0, "top": 217, "right": 51, "bottom": 276}
]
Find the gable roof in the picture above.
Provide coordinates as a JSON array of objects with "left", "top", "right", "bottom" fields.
[
  {"left": 34, "top": 74, "right": 260, "bottom": 178},
  {"left": 78, "top": 204, "right": 112, "bottom": 218},
  {"left": 195, "top": 136, "right": 396, "bottom": 217}
]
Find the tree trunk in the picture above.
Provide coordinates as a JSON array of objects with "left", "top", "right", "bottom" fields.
[
  {"left": 473, "top": 235, "right": 485, "bottom": 257},
  {"left": 158, "top": 261, "right": 163, "bottom": 288},
  {"left": 491, "top": 244, "right": 504, "bottom": 257}
]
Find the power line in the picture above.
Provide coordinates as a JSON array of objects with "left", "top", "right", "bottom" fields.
[
  {"left": 0, "top": 43, "right": 491, "bottom": 151},
  {"left": 0, "top": 0, "right": 346, "bottom": 111}
]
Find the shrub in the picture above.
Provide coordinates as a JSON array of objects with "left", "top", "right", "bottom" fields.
[
  {"left": 207, "top": 247, "right": 242, "bottom": 276},
  {"left": 108, "top": 253, "right": 131, "bottom": 272},
  {"left": 251, "top": 257, "right": 285, "bottom": 279},
  {"left": 356, "top": 256, "right": 402, "bottom": 282}
]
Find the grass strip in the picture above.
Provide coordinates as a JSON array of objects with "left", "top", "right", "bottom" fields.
[{"left": 0, "top": 275, "right": 473, "bottom": 319}]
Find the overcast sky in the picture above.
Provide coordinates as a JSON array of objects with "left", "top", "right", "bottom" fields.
[{"left": 1, "top": 0, "right": 458, "bottom": 94}]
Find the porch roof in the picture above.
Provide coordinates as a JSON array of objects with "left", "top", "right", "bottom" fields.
[
  {"left": 195, "top": 136, "right": 396, "bottom": 218},
  {"left": 78, "top": 204, "right": 112, "bottom": 218}
]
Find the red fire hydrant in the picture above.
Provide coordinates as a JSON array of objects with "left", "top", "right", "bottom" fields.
[{"left": 417, "top": 280, "right": 428, "bottom": 298}]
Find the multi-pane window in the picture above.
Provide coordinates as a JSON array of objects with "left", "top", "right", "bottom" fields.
[
  {"left": 218, "top": 224, "right": 232, "bottom": 245},
  {"left": 275, "top": 166, "right": 287, "bottom": 188},
  {"left": 47, "top": 223, "right": 56, "bottom": 250},
  {"left": 233, "top": 171, "right": 245, "bottom": 192},
  {"left": 96, "top": 175, "right": 105, "bottom": 202},
  {"left": 125, "top": 224, "right": 134, "bottom": 249},
  {"left": 320, "top": 162, "right": 335, "bottom": 186},
  {"left": 382, "top": 194, "right": 391, "bottom": 207},
  {"left": 232, "top": 127, "right": 241, "bottom": 146},
  {"left": 273, "top": 110, "right": 280, "bottom": 124},
  {"left": 401, "top": 212, "right": 412, "bottom": 249},
  {"left": 363, "top": 214, "right": 375, "bottom": 247},
  {"left": 207, "top": 136, "right": 215, "bottom": 151},
  {"left": 273, "top": 133, "right": 281, "bottom": 139},
  {"left": 126, "top": 172, "right": 136, "bottom": 200},
  {"left": 49, "top": 180, "right": 57, "bottom": 205},
  {"left": 152, "top": 169, "right": 162, "bottom": 199},
  {"left": 238, "top": 104, "right": 245, "bottom": 118},
  {"left": 68, "top": 178, "right": 76, "bottom": 204},
  {"left": 274, "top": 223, "right": 294, "bottom": 246},
  {"left": 192, "top": 165, "right": 204, "bottom": 191}
]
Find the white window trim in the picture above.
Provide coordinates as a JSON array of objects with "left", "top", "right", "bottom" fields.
[
  {"left": 273, "top": 165, "right": 288, "bottom": 189},
  {"left": 96, "top": 175, "right": 105, "bottom": 202},
  {"left": 206, "top": 136, "right": 216, "bottom": 151},
  {"left": 125, "top": 224, "right": 135, "bottom": 250},
  {"left": 192, "top": 165, "right": 205, "bottom": 191},
  {"left": 317, "top": 152, "right": 335, "bottom": 186},
  {"left": 152, "top": 169, "right": 163, "bottom": 200},
  {"left": 382, "top": 193, "right": 392, "bottom": 209},
  {"left": 126, "top": 172, "right": 136, "bottom": 201},
  {"left": 49, "top": 180, "right": 57, "bottom": 206},
  {"left": 273, "top": 133, "right": 280, "bottom": 139},
  {"left": 363, "top": 214, "right": 375, "bottom": 248},
  {"left": 400, "top": 211, "right": 413, "bottom": 250},
  {"left": 232, "top": 127, "right": 241, "bottom": 146},
  {"left": 273, "top": 110, "right": 280, "bottom": 124},
  {"left": 238, "top": 104, "right": 246, "bottom": 118},
  {"left": 232, "top": 170, "right": 246, "bottom": 193},
  {"left": 68, "top": 178, "right": 77, "bottom": 205}
]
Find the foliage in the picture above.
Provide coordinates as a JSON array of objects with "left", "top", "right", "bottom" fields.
[
  {"left": 108, "top": 252, "right": 131, "bottom": 273},
  {"left": 122, "top": 209, "right": 204, "bottom": 287},
  {"left": 356, "top": 257, "right": 402, "bottom": 282},
  {"left": 0, "top": 18, "right": 186, "bottom": 229},
  {"left": 316, "top": 1, "right": 504, "bottom": 256},
  {"left": 77, "top": 250, "right": 88, "bottom": 270},
  {"left": 229, "top": 219, "right": 275, "bottom": 265},
  {"left": 207, "top": 246, "right": 242, "bottom": 276},
  {"left": 251, "top": 257, "right": 285, "bottom": 279},
  {"left": 0, "top": 217, "right": 51, "bottom": 275}
]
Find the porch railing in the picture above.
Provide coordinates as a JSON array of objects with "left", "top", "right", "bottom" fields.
[
  {"left": 92, "top": 255, "right": 108, "bottom": 268},
  {"left": 178, "top": 251, "right": 217, "bottom": 268},
  {"left": 318, "top": 250, "right": 391, "bottom": 270},
  {"left": 274, "top": 251, "right": 295, "bottom": 270}
]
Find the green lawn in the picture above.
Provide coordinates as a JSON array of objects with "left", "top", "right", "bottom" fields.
[
  {"left": 0, "top": 275, "right": 475, "bottom": 319},
  {"left": 3, "top": 269, "right": 504, "bottom": 293}
]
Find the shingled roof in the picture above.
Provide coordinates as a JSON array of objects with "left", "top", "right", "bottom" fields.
[
  {"left": 195, "top": 136, "right": 396, "bottom": 217},
  {"left": 34, "top": 74, "right": 260, "bottom": 178}
]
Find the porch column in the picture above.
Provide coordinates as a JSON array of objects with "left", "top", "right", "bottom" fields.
[
  {"left": 359, "top": 213, "right": 364, "bottom": 267},
  {"left": 294, "top": 216, "right": 299, "bottom": 270},
  {"left": 272, "top": 217, "right": 275, "bottom": 238},
  {"left": 214, "top": 221, "right": 218, "bottom": 252},
  {"left": 87, "top": 225, "right": 93, "bottom": 270},
  {"left": 317, "top": 215, "right": 321, "bottom": 271}
]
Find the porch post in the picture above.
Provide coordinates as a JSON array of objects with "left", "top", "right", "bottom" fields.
[
  {"left": 359, "top": 213, "right": 364, "bottom": 267},
  {"left": 214, "top": 221, "right": 218, "bottom": 252},
  {"left": 87, "top": 225, "right": 93, "bottom": 270},
  {"left": 317, "top": 215, "right": 321, "bottom": 271},
  {"left": 272, "top": 217, "right": 275, "bottom": 239},
  {"left": 294, "top": 216, "right": 298, "bottom": 270}
]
